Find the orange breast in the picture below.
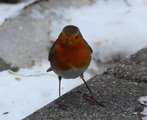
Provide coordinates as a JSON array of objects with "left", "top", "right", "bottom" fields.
[{"left": 54, "top": 41, "right": 91, "bottom": 70}]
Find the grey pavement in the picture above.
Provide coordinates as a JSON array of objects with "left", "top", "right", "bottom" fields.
[{"left": 24, "top": 47, "right": 147, "bottom": 120}]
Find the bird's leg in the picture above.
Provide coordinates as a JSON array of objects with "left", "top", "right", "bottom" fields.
[
  {"left": 58, "top": 76, "right": 67, "bottom": 110},
  {"left": 58, "top": 76, "right": 63, "bottom": 107},
  {"left": 80, "top": 74, "right": 105, "bottom": 107}
]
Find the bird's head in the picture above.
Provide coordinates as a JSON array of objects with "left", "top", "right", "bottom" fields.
[{"left": 57, "top": 25, "right": 83, "bottom": 47}]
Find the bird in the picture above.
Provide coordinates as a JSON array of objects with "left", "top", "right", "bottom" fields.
[{"left": 47, "top": 25, "right": 104, "bottom": 108}]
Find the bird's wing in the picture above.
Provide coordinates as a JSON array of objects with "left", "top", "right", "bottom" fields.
[
  {"left": 47, "top": 40, "right": 58, "bottom": 72},
  {"left": 48, "top": 40, "right": 57, "bottom": 61}
]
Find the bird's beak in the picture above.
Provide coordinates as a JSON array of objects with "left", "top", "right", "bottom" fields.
[{"left": 63, "top": 39, "right": 72, "bottom": 45}]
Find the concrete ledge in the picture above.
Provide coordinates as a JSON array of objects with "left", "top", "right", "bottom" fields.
[{"left": 24, "top": 47, "right": 147, "bottom": 120}]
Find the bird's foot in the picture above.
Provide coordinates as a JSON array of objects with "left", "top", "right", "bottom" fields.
[
  {"left": 58, "top": 100, "right": 68, "bottom": 110},
  {"left": 83, "top": 93, "right": 105, "bottom": 107}
]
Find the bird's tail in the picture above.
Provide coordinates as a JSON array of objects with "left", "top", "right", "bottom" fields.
[{"left": 46, "top": 67, "right": 52, "bottom": 72}]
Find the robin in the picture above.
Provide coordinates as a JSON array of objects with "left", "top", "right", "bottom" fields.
[{"left": 47, "top": 25, "right": 104, "bottom": 108}]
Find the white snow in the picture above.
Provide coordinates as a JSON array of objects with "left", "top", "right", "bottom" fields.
[
  {"left": 29, "top": 9, "right": 45, "bottom": 20},
  {"left": 142, "top": 116, "right": 147, "bottom": 120},
  {"left": 0, "top": 0, "right": 147, "bottom": 120},
  {"left": 0, "top": 0, "right": 39, "bottom": 25},
  {"left": 138, "top": 96, "right": 147, "bottom": 120},
  {"left": 0, "top": 61, "right": 88, "bottom": 120},
  {"left": 142, "top": 108, "right": 147, "bottom": 116},
  {"left": 50, "top": 0, "right": 147, "bottom": 62}
]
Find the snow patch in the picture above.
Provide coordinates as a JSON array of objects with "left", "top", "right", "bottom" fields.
[
  {"left": 50, "top": 0, "right": 147, "bottom": 62},
  {"left": 138, "top": 96, "right": 147, "bottom": 120},
  {"left": 0, "top": 0, "right": 39, "bottom": 25}
]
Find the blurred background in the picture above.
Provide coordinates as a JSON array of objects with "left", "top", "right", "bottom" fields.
[{"left": 0, "top": 0, "right": 147, "bottom": 120}]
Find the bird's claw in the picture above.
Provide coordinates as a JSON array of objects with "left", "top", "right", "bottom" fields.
[
  {"left": 83, "top": 93, "right": 105, "bottom": 107},
  {"left": 58, "top": 100, "right": 68, "bottom": 110}
]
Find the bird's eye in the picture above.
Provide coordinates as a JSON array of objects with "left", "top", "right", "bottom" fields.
[{"left": 75, "top": 35, "right": 78, "bottom": 39}]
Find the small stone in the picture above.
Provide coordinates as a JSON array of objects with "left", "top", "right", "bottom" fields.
[{"left": 132, "top": 112, "right": 138, "bottom": 115}]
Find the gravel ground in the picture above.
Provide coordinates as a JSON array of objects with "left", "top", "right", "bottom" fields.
[{"left": 24, "top": 48, "right": 147, "bottom": 120}]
